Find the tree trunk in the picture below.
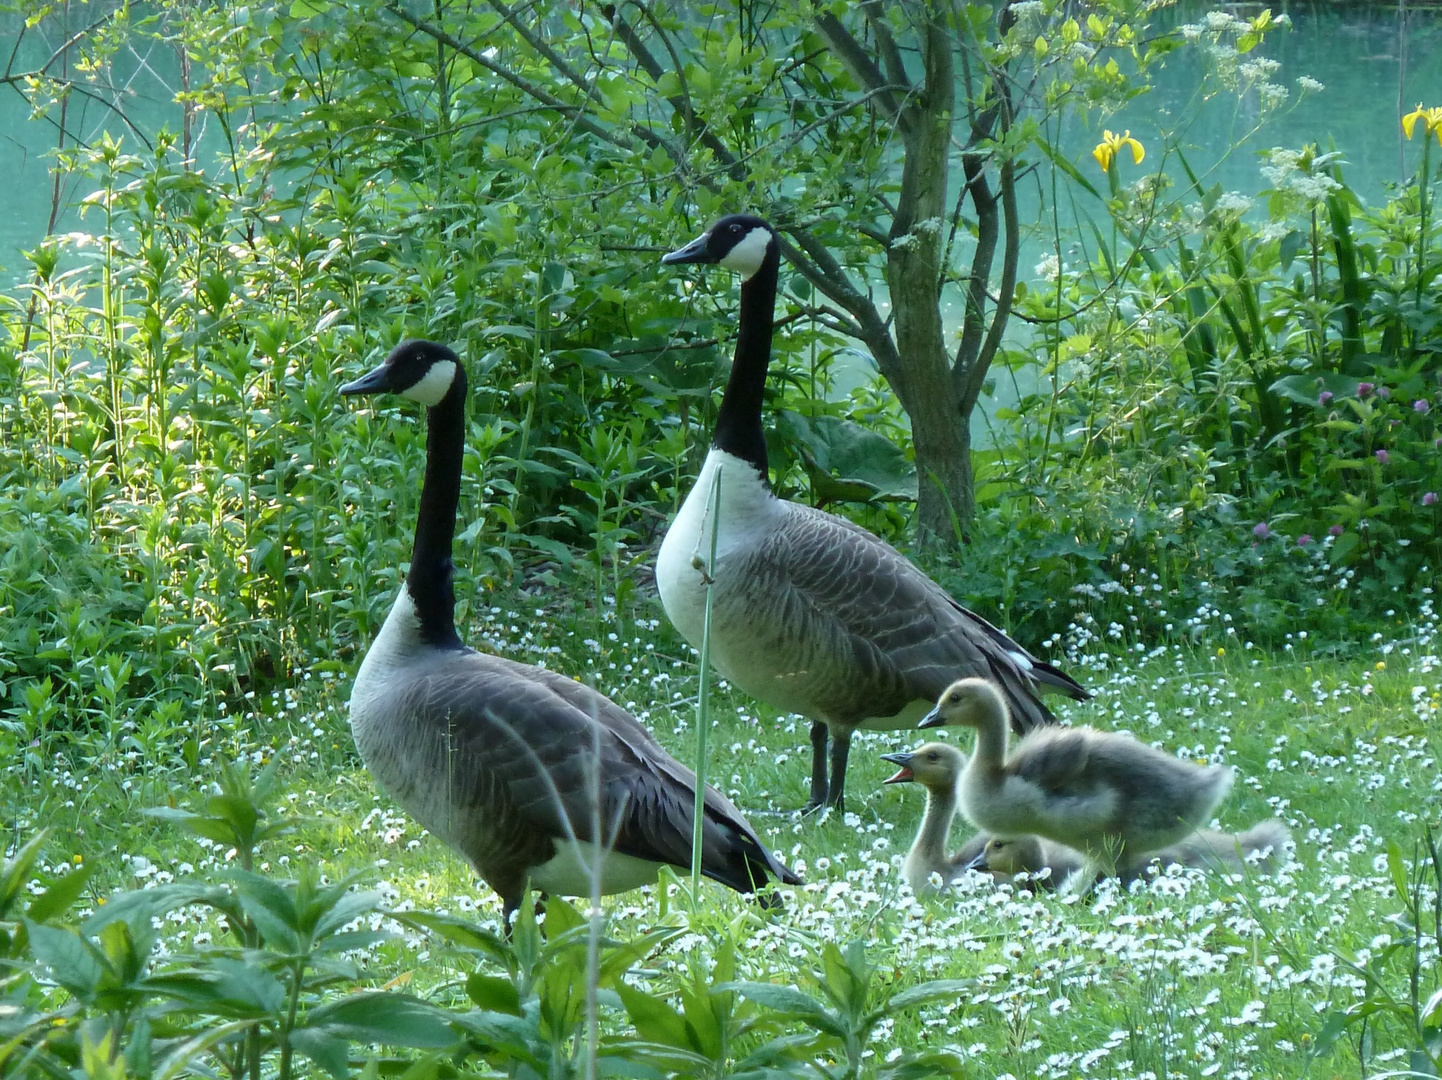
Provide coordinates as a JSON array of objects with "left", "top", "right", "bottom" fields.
[{"left": 881, "top": 7, "right": 966, "bottom": 542}]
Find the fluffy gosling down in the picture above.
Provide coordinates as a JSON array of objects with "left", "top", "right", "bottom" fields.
[
  {"left": 969, "top": 819, "right": 1293, "bottom": 890},
  {"left": 911, "top": 678, "right": 1235, "bottom": 884}
]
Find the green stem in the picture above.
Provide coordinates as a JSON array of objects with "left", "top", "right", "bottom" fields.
[
  {"left": 1418, "top": 136, "right": 1432, "bottom": 314},
  {"left": 690, "top": 468, "right": 723, "bottom": 893}
]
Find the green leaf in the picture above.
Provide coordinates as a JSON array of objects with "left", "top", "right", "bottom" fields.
[
  {"left": 0, "top": 833, "right": 49, "bottom": 922},
  {"left": 26, "top": 862, "right": 96, "bottom": 924},
  {"left": 886, "top": 978, "right": 976, "bottom": 1011},
  {"left": 229, "top": 871, "right": 301, "bottom": 951},
  {"left": 304, "top": 991, "right": 457, "bottom": 1047},
  {"left": 397, "top": 911, "right": 512, "bottom": 963},
  {"left": 617, "top": 982, "right": 691, "bottom": 1050},
  {"left": 1386, "top": 840, "right": 1409, "bottom": 901},
  {"left": 721, "top": 982, "right": 848, "bottom": 1040},
  {"left": 288, "top": 1028, "right": 350, "bottom": 1080},
  {"left": 467, "top": 973, "right": 523, "bottom": 1016},
  {"left": 83, "top": 884, "right": 229, "bottom": 935},
  {"left": 26, "top": 921, "right": 106, "bottom": 998}
]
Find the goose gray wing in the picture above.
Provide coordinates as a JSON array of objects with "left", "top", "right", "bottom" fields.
[
  {"left": 736, "top": 503, "right": 1076, "bottom": 730},
  {"left": 397, "top": 651, "right": 796, "bottom": 891}
]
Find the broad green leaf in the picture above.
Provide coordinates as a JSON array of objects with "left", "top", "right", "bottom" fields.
[
  {"left": 616, "top": 982, "right": 691, "bottom": 1050},
  {"left": 886, "top": 978, "right": 976, "bottom": 1010},
  {"left": 26, "top": 861, "right": 96, "bottom": 924},
  {"left": 721, "top": 982, "right": 848, "bottom": 1040},
  {"left": 26, "top": 921, "right": 106, "bottom": 998},
  {"left": 467, "top": 972, "right": 523, "bottom": 1015},
  {"left": 288, "top": 1028, "right": 350, "bottom": 1080},
  {"left": 1386, "top": 840, "right": 1409, "bottom": 901},
  {"left": 304, "top": 991, "right": 457, "bottom": 1047}
]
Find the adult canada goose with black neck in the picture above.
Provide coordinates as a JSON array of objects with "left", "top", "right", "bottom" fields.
[
  {"left": 341, "top": 339, "right": 799, "bottom": 921},
  {"left": 659, "top": 215, "right": 1088, "bottom": 812}
]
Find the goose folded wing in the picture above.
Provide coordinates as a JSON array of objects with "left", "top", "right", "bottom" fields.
[
  {"left": 413, "top": 655, "right": 788, "bottom": 887},
  {"left": 754, "top": 505, "right": 1059, "bottom": 727}
]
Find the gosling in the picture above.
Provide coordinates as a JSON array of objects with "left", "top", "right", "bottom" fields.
[
  {"left": 970, "top": 819, "right": 1292, "bottom": 890},
  {"left": 919, "top": 678, "right": 1235, "bottom": 887},
  {"left": 880, "top": 742, "right": 974, "bottom": 895}
]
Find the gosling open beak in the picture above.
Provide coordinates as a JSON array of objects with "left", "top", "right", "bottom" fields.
[
  {"left": 917, "top": 703, "right": 945, "bottom": 729},
  {"left": 339, "top": 362, "right": 392, "bottom": 396},
  {"left": 880, "top": 751, "right": 915, "bottom": 784},
  {"left": 661, "top": 230, "right": 715, "bottom": 265},
  {"left": 965, "top": 848, "right": 990, "bottom": 872}
]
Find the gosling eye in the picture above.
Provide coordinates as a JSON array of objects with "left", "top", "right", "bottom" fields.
[{"left": 925, "top": 750, "right": 939, "bottom": 762}]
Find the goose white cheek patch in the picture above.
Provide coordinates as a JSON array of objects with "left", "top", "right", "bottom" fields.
[
  {"left": 720, "top": 227, "right": 773, "bottom": 280},
  {"left": 402, "top": 360, "right": 457, "bottom": 406}
]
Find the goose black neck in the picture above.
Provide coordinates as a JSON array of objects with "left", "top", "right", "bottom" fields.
[
  {"left": 407, "top": 368, "right": 467, "bottom": 649},
  {"left": 712, "top": 242, "right": 779, "bottom": 477}
]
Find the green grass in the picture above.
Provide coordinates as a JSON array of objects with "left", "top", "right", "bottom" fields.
[{"left": 7, "top": 581, "right": 1439, "bottom": 1078}]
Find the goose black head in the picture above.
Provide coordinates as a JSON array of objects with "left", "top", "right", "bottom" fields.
[
  {"left": 663, "top": 214, "right": 776, "bottom": 281},
  {"left": 340, "top": 339, "right": 463, "bottom": 407}
]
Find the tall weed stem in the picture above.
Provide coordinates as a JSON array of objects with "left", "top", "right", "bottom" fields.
[{"left": 690, "top": 469, "right": 723, "bottom": 893}]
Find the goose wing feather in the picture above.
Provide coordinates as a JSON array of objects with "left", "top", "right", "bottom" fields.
[
  {"left": 733, "top": 503, "right": 1064, "bottom": 729},
  {"left": 397, "top": 651, "right": 795, "bottom": 889},
  {"left": 1007, "top": 727, "right": 1096, "bottom": 793}
]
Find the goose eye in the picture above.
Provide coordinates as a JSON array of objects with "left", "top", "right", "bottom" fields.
[
  {"left": 926, "top": 751, "right": 938, "bottom": 761},
  {"left": 730, "top": 223, "right": 742, "bottom": 233}
]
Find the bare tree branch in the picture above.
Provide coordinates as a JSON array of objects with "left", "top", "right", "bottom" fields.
[{"left": 811, "top": 12, "right": 910, "bottom": 135}]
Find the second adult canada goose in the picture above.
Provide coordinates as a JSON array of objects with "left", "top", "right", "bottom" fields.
[
  {"left": 918, "top": 678, "right": 1235, "bottom": 882},
  {"left": 659, "top": 215, "right": 1088, "bottom": 812},
  {"left": 341, "top": 339, "right": 799, "bottom": 921},
  {"left": 969, "top": 819, "right": 1292, "bottom": 888}
]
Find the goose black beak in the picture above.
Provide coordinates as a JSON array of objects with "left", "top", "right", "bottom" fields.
[
  {"left": 965, "top": 848, "right": 990, "bottom": 872},
  {"left": 662, "top": 231, "right": 715, "bottom": 265},
  {"left": 880, "top": 751, "right": 914, "bottom": 784},
  {"left": 917, "top": 704, "right": 945, "bottom": 729},
  {"left": 339, "top": 362, "right": 392, "bottom": 396}
]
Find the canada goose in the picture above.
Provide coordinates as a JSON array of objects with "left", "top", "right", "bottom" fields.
[
  {"left": 340, "top": 339, "right": 799, "bottom": 921},
  {"left": 969, "top": 818, "right": 1292, "bottom": 888},
  {"left": 918, "top": 678, "right": 1235, "bottom": 883},
  {"left": 659, "top": 215, "right": 1088, "bottom": 812}
]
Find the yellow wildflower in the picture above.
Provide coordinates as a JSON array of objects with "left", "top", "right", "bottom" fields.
[
  {"left": 1402, "top": 104, "right": 1442, "bottom": 148},
  {"left": 1375, "top": 660, "right": 1386, "bottom": 671},
  {"left": 1093, "top": 130, "right": 1145, "bottom": 171}
]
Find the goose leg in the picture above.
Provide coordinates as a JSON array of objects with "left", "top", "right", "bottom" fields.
[
  {"left": 803, "top": 721, "right": 829, "bottom": 813},
  {"left": 826, "top": 727, "right": 852, "bottom": 813}
]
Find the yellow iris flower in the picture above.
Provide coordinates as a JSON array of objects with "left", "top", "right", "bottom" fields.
[
  {"left": 1402, "top": 104, "right": 1442, "bottom": 147},
  {"left": 1093, "top": 130, "right": 1145, "bottom": 171}
]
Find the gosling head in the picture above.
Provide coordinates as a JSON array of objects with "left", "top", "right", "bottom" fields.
[
  {"left": 662, "top": 214, "right": 777, "bottom": 282},
  {"left": 918, "top": 677, "right": 1007, "bottom": 729},
  {"left": 966, "top": 835, "right": 1046, "bottom": 877},
  {"left": 340, "top": 339, "right": 463, "bottom": 407},
  {"left": 880, "top": 742, "right": 965, "bottom": 791}
]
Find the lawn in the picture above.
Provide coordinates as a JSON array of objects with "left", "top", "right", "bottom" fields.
[{"left": 8, "top": 583, "right": 1439, "bottom": 1078}]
